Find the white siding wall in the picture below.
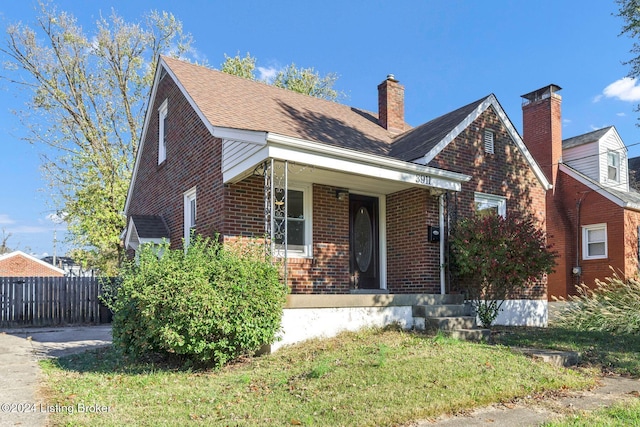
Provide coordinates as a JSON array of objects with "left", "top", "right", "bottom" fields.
[
  {"left": 563, "top": 129, "right": 629, "bottom": 192},
  {"left": 222, "top": 139, "right": 264, "bottom": 176},
  {"left": 563, "top": 141, "right": 599, "bottom": 181},
  {"left": 598, "top": 130, "right": 629, "bottom": 192}
]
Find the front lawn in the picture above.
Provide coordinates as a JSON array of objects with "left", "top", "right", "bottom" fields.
[
  {"left": 492, "top": 326, "right": 640, "bottom": 377},
  {"left": 40, "top": 327, "right": 592, "bottom": 426}
]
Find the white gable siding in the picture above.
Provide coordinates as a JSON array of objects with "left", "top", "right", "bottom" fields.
[
  {"left": 222, "top": 139, "right": 265, "bottom": 177},
  {"left": 598, "top": 130, "right": 629, "bottom": 191},
  {"left": 563, "top": 128, "right": 629, "bottom": 192},
  {"left": 563, "top": 140, "right": 599, "bottom": 181}
]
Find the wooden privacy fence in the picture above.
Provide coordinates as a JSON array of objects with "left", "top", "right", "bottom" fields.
[{"left": 0, "top": 276, "right": 113, "bottom": 327}]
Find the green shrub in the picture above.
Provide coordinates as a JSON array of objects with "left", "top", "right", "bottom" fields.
[
  {"left": 450, "top": 213, "right": 556, "bottom": 327},
  {"left": 104, "top": 235, "right": 287, "bottom": 367},
  {"left": 556, "top": 273, "right": 640, "bottom": 334}
]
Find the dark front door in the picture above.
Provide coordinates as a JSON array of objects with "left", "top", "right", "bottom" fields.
[{"left": 349, "top": 194, "right": 379, "bottom": 289}]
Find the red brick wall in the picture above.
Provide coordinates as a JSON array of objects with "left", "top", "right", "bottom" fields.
[
  {"left": 555, "top": 171, "right": 635, "bottom": 291},
  {"left": 429, "top": 106, "right": 548, "bottom": 300},
  {"left": 220, "top": 179, "right": 350, "bottom": 294},
  {"left": 127, "top": 71, "right": 225, "bottom": 247},
  {"left": 522, "top": 93, "right": 562, "bottom": 184},
  {"left": 377, "top": 77, "right": 405, "bottom": 133},
  {"left": 386, "top": 188, "right": 441, "bottom": 293},
  {"left": 0, "top": 254, "right": 64, "bottom": 277},
  {"left": 624, "top": 210, "right": 640, "bottom": 278}
]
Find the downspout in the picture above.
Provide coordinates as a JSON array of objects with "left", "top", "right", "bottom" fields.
[{"left": 439, "top": 193, "right": 446, "bottom": 295}]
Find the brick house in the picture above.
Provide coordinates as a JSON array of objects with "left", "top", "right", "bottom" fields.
[
  {"left": 0, "top": 251, "right": 65, "bottom": 277},
  {"left": 522, "top": 84, "right": 640, "bottom": 299},
  {"left": 123, "top": 57, "right": 550, "bottom": 346}
]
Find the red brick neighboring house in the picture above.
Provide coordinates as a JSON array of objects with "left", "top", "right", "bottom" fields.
[
  {"left": 522, "top": 85, "right": 640, "bottom": 299},
  {"left": 123, "top": 57, "right": 551, "bottom": 345},
  {"left": 0, "top": 251, "right": 65, "bottom": 277}
]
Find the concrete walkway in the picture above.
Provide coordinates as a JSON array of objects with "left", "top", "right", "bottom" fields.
[
  {"left": 0, "top": 325, "right": 111, "bottom": 427},
  {"left": 417, "top": 375, "right": 640, "bottom": 426}
]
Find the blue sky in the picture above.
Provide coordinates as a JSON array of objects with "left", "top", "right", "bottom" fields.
[{"left": 1, "top": 0, "right": 639, "bottom": 257}]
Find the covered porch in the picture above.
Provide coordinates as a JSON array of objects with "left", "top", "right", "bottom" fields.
[{"left": 217, "top": 127, "right": 471, "bottom": 295}]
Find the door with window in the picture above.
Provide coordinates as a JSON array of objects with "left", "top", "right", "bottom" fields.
[{"left": 349, "top": 194, "right": 379, "bottom": 289}]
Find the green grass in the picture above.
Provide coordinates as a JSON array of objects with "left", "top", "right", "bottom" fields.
[
  {"left": 492, "top": 325, "right": 640, "bottom": 377},
  {"left": 40, "top": 327, "right": 593, "bottom": 426},
  {"left": 543, "top": 399, "right": 640, "bottom": 426}
]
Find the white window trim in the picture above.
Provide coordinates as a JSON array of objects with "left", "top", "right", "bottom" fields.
[
  {"left": 582, "top": 223, "right": 607, "bottom": 260},
  {"left": 607, "top": 150, "right": 620, "bottom": 183},
  {"left": 274, "top": 184, "right": 313, "bottom": 259},
  {"left": 184, "top": 186, "right": 197, "bottom": 247},
  {"left": 474, "top": 192, "right": 506, "bottom": 217},
  {"left": 158, "top": 99, "right": 168, "bottom": 164},
  {"left": 484, "top": 130, "right": 494, "bottom": 154}
]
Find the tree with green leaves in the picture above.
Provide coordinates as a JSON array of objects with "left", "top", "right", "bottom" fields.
[
  {"left": 450, "top": 213, "right": 557, "bottom": 327},
  {"left": 0, "top": 2, "right": 193, "bottom": 274},
  {"left": 221, "top": 52, "right": 343, "bottom": 101}
]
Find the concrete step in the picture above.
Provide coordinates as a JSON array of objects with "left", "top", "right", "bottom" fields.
[
  {"left": 426, "top": 316, "right": 477, "bottom": 331},
  {"left": 412, "top": 304, "right": 467, "bottom": 318},
  {"left": 448, "top": 328, "right": 491, "bottom": 342}
]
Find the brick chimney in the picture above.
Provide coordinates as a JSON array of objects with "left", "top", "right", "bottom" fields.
[
  {"left": 521, "top": 84, "right": 562, "bottom": 185},
  {"left": 378, "top": 74, "right": 405, "bottom": 133}
]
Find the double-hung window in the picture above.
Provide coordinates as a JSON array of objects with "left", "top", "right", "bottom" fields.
[
  {"left": 274, "top": 186, "right": 311, "bottom": 257},
  {"left": 607, "top": 151, "right": 620, "bottom": 182},
  {"left": 582, "top": 223, "right": 607, "bottom": 260},
  {"left": 474, "top": 192, "right": 506, "bottom": 217},
  {"left": 158, "top": 100, "right": 168, "bottom": 164},
  {"left": 184, "top": 187, "right": 196, "bottom": 247}
]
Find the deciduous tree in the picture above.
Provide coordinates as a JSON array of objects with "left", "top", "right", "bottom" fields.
[
  {"left": 221, "top": 52, "right": 343, "bottom": 101},
  {"left": 1, "top": 1, "right": 193, "bottom": 274}
]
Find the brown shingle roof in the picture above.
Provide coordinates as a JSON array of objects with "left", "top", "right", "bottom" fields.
[
  {"left": 162, "top": 56, "right": 396, "bottom": 156},
  {"left": 161, "top": 56, "right": 495, "bottom": 163}
]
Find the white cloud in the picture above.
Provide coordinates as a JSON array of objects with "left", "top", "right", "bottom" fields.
[
  {"left": 257, "top": 66, "right": 279, "bottom": 83},
  {"left": 602, "top": 77, "right": 640, "bottom": 102},
  {"left": 46, "top": 212, "right": 68, "bottom": 224},
  {"left": 593, "top": 94, "right": 603, "bottom": 103},
  {"left": 0, "top": 214, "right": 15, "bottom": 225},
  {"left": 563, "top": 118, "right": 572, "bottom": 124},
  {"left": 617, "top": 112, "right": 626, "bottom": 117}
]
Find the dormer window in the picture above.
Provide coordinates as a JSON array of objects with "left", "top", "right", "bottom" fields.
[
  {"left": 158, "top": 99, "right": 168, "bottom": 164},
  {"left": 484, "top": 130, "right": 494, "bottom": 154},
  {"left": 607, "top": 151, "right": 620, "bottom": 182}
]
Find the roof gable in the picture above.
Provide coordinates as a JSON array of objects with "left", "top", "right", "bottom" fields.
[
  {"left": 389, "top": 97, "right": 487, "bottom": 161},
  {"left": 391, "top": 94, "right": 551, "bottom": 190},
  {"left": 0, "top": 251, "right": 66, "bottom": 275}
]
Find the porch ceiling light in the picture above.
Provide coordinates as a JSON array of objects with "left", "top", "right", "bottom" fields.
[{"left": 335, "top": 189, "right": 349, "bottom": 201}]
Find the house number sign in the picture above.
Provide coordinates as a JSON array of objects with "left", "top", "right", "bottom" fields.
[{"left": 415, "top": 175, "right": 432, "bottom": 185}]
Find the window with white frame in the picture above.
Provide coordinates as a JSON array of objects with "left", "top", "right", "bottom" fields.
[
  {"left": 184, "top": 187, "right": 196, "bottom": 247},
  {"left": 158, "top": 99, "right": 168, "bottom": 164},
  {"left": 582, "top": 223, "right": 607, "bottom": 260},
  {"left": 474, "top": 192, "right": 506, "bottom": 217},
  {"left": 484, "top": 130, "right": 495, "bottom": 154},
  {"left": 607, "top": 151, "right": 620, "bottom": 182},
  {"left": 274, "top": 186, "right": 312, "bottom": 257}
]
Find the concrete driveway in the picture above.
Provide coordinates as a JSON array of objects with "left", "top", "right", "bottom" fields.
[{"left": 0, "top": 325, "right": 112, "bottom": 427}]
